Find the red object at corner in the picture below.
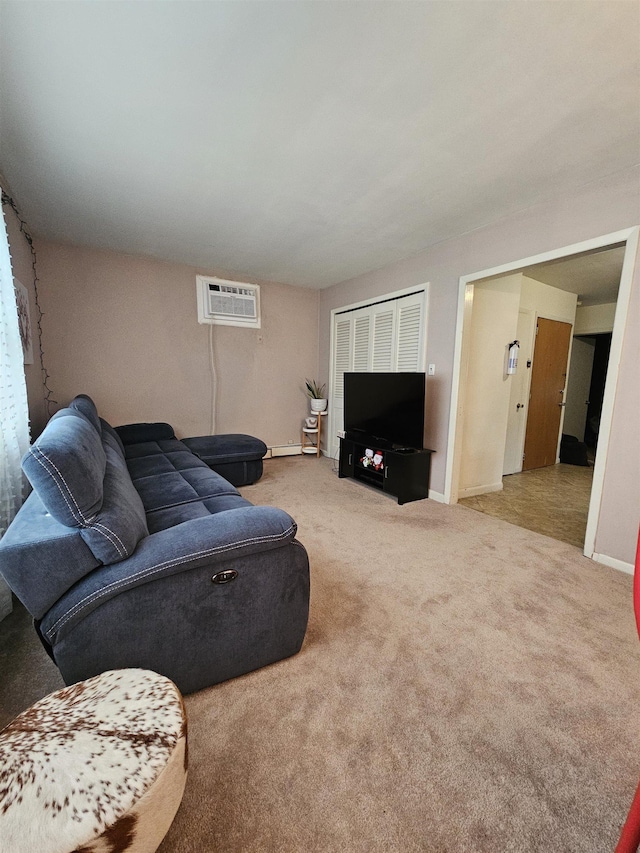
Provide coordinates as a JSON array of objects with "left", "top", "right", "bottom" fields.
[{"left": 615, "top": 529, "right": 640, "bottom": 853}]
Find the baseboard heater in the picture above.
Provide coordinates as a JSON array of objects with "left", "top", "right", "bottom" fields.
[{"left": 268, "top": 445, "right": 302, "bottom": 457}]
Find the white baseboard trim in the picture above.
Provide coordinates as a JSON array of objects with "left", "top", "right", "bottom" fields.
[
  {"left": 457, "top": 482, "right": 503, "bottom": 499},
  {"left": 270, "top": 444, "right": 302, "bottom": 457},
  {"left": 592, "top": 552, "right": 634, "bottom": 576},
  {"left": 428, "top": 490, "right": 446, "bottom": 503}
]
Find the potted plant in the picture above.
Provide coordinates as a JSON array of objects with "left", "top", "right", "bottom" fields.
[{"left": 305, "top": 379, "right": 328, "bottom": 413}]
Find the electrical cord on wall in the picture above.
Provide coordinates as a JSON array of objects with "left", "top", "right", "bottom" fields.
[{"left": 208, "top": 323, "right": 217, "bottom": 435}]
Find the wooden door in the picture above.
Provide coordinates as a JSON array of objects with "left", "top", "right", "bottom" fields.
[{"left": 523, "top": 318, "right": 572, "bottom": 470}]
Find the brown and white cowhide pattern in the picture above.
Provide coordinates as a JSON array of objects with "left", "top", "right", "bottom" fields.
[{"left": 0, "top": 669, "right": 187, "bottom": 853}]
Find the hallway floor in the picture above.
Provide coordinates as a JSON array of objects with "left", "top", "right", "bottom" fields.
[{"left": 459, "top": 463, "right": 594, "bottom": 548}]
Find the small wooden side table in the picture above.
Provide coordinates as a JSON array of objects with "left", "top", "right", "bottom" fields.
[{"left": 301, "top": 411, "right": 327, "bottom": 457}]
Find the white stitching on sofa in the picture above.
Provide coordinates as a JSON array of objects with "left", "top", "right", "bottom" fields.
[
  {"left": 86, "top": 524, "right": 126, "bottom": 558},
  {"left": 29, "top": 448, "right": 85, "bottom": 525},
  {"left": 47, "top": 524, "right": 295, "bottom": 637},
  {"left": 31, "top": 447, "right": 126, "bottom": 558},
  {"left": 45, "top": 524, "right": 296, "bottom": 640},
  {"left": 91, "top": 522, "right": 127, "bottom": 556}
]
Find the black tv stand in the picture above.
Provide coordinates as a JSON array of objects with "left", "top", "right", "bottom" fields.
[{"left": 338, "top": 437, "right": 433, "bottom": 505}]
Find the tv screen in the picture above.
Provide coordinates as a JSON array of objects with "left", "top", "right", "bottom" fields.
[{"left": 344, "top": 372, "right": 425, "bottom": 450}]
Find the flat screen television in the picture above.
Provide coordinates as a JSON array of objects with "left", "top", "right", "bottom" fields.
[{"left": 344, "top": 372, "right": 425, "bottom": 450}]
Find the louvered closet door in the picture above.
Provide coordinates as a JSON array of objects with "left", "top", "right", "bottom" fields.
[
  {"left": 330, "top": 291, "right": 426, "bottom": 458},
  {"left": 371, "top": 306, "right": 395, "bottom": 371},
  {"left": 396, "top": 292, "right": 425, "bottom": 371},
  {"left": 353, "top": 314, "right": 371, "bottom": 371}
]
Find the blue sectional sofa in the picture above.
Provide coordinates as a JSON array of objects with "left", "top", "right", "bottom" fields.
[{"left": 0, "top": 395, "right": 310, "bottom": 694}]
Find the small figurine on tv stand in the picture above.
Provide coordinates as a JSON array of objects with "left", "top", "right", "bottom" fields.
[{"left": 359, "top": 448, "right": 384, "bottom": 471}]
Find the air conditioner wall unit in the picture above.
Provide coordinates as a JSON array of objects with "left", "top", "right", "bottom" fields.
[{"left": 196, "top": 276, "right": 261, "bottom": 328}]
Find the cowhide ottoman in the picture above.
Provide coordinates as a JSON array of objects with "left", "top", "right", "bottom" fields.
[{"left": 0, "top": 669, "right": 188, "bottom": 853}]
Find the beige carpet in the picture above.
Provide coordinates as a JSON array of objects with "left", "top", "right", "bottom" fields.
[{"left": 1, "top": 456, "right": 638, "bottom": 851}]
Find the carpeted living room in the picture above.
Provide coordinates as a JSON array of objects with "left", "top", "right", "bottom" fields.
[
  {"left": 1, "top": 2, "right": 639, "bottom": 852},
  {"left": 1, "top": 454, "right": 639, "bottom": 851}
]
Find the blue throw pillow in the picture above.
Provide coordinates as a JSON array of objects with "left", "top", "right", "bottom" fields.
[
  {"left": 68, "top": 394, "right": 102, "bottom": 433},
  {"left": 100, "top": 418, "right": 126, "bottom": 458},
  {"left": 22, "top": 410, "right": 106, "bottom": 528},
  {"left": 79, "top": 443, "right": 149, "bottom": 564},
  {"left": 115, "top": 422, "right": 176, "bottom": 445}
]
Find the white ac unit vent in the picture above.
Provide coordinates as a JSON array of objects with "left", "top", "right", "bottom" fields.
[{"left": 196, "top": 276, "right": 261, "bottom": 328}]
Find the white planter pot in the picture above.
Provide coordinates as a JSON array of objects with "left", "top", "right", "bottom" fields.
[{"left": 310, "top": 398, "right": 328, "bottom": 413}]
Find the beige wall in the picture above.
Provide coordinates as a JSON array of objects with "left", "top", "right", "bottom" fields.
[
  {"left": 519, "top": 275, "right": 578, "bottom": 323},
  {"left": 1, "top": 176, "right": 49, "bottom": 437},
  {"left": 575, "top": 302, "right": 617, "bottom": 335},
  {"left": 320, "top": 166, "right": 640, "bottom": 565},
  {"left": 36, "top": 242, "right": 319, "bottom": 448},
  {"left": 459, "top": 273, "right": 521, "bottom": 496}
]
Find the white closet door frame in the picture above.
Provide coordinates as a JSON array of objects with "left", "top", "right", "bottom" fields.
[
  {"left": 328, "top": 284, "right": 429, "bottom": 459},
  {"left": 330, "top": 313, "right": 354, "bottom": 460}
]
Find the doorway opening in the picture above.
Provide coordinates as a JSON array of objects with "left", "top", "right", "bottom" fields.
[
  {"left": 460, "top": 464, "right": 594, "bottom": 548},
  {"left": 445, "top": 227, "right": 638, "bottom": 563}
]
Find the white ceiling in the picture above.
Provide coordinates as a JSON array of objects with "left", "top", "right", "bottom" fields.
[
  {"left": 0, "top": 1, "right": 638, "bottom": 289},
  {"left": 524, "top": 245, "right": 626, "bottom": 307}
]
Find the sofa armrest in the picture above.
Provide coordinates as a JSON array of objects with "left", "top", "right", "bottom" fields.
[
  {"left": 115, "top": 422, "right": 176, "bottom": 445},
  {"left": 40, "top": 506, "right": 297, "bottom": 644}
]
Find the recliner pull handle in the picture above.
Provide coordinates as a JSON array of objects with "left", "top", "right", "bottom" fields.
[{"left": 211, "top": 569, "right": 238, "bottom": 585}]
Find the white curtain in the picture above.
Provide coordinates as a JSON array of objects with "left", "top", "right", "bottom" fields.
[{"left": 0, "top": 206, "right": 30, "bottom": 617}]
